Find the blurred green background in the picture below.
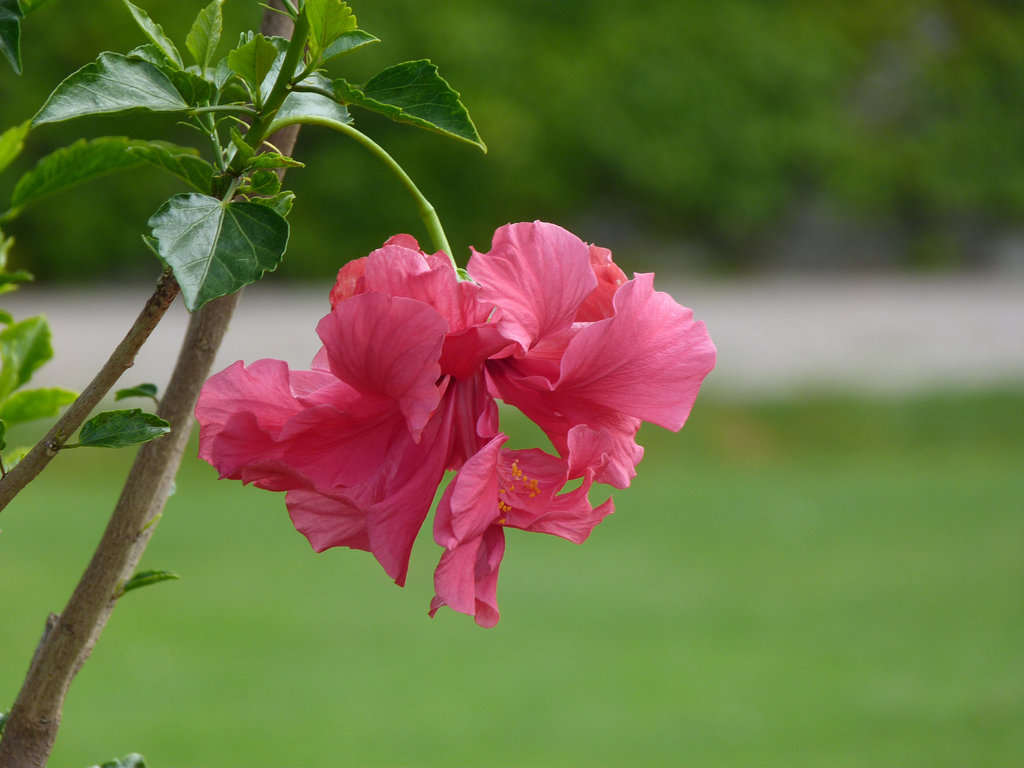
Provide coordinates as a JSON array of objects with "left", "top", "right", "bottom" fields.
[
  {"left": 3, "top": 0, "right": 1024, "bottom": 279},
  {"left": 1, "top": 395, "right": 1022, "bottom": 766},
  {"left": 2, "top": 1, "right": 1024, "bottom": 767}
]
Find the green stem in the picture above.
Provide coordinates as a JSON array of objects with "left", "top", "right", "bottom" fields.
[
  {"left": 228, "top": 11, "right": 311, "bottom": 175},
  {"left": 191, "top": 104, "right": 259, "bottom": 117},
  {"left": 294, "top": 116, "right": 455, "bottom": 262}
]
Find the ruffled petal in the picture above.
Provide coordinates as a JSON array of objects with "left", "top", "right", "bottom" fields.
[
  {"left": 468, "top": 222, "right": 596, "bottom": 353},
  {"left": 317, "top": 292, "right": 447, "bottom": 438},
  {"left": 556, "top": 273, "right": 717, "bottom": 430},
  {"left": 429, "top": 525, "right": 505, "bottom": 628},
  {"left": 576, "top": 244, "right": 628, "bottom": 322}
]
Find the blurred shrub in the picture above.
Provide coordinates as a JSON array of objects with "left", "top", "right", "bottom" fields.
[{"left": 2, "top": 0, "right": 1023, "bottom": 280}]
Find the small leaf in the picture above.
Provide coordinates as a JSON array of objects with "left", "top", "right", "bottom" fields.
[
  {"left": 239, "top": 168, "right": 280, "bottom": 196},
  {"left": 114, "top": 382, "right": 158, "bottom": 401},
  {"left": 248, "top": 190, "right": 294, "bottom": 217},
  {"left": 305, "top": 0, "right": 355, "bottom": 62},
  {"left": 147, "top": 193, "right": 289, "bottom": 311},
  {"left": 229, "top": 126, "right": 255, "bottom": 166},
  {"left": 121, "top": 568, "right": 180, "bottom": 595},
  {"left": 0, "top": 315, "right": 51, "bottom": 401},
  {"left": 33, "top": 52, "right": 189, "bottom": 126},
  {"left": 333, "top": 60, "right": 485, "bottom": 150},
  {"left": 0, "top": 119, "right": 30, "bottom": 175},
  {"left": 0, "top": 419, "right": 6, "bottom": 451},
  {"left": 267, "top": 89, "right": 352, "bottom": 134},
  {"left": 126, "top": 141, "right": 215, "bottom": 193},
  {"left": 9, "top": 137, "right": 150, "bottom": 214},
  {"left": 0, "top": 309, "right": 12, "bottom": 325},
  {"left": 246, "top": 152, "right": 303, "bottom": 170},
  {"left": 186, "top": 0, "right": 223, "bottom": 74},
  {"left": 166, "top": 67, "right": 214, "bottom": 105},
  {"left": 92, "top": 753, "right": 147, "bottom": 768},
  {"left": 122, "top": 0, "right": 182, "bottom": 69},
  {"left": 227, "top": 32, "right": 279, "bottom": 96},
  {"left": 321, "top": 29, "right": 379, "bottom": 63},
  {"left": 0, "top": 386, "right": 76, "bottom": 424},
  {"left": 76, "top": 409, "right": 170, "bottom": 448},
  {"left": 0, "top": 0, "right": 22, "bottom": 75},
  {"left": 125, "top": 42, "right": 175, "bottom": 69}
]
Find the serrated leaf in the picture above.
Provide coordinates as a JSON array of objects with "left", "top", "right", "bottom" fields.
[
  {"left": 147, "top": 193, "right": 289, "bottom": 311},
  {"left": 186, "top": 0, "right": 223, "bottom": 74},
  {"left": 9, "top": 137, "right": 150, "bottom": 214},
  {"left": 321, "top": 29, "right": 378, "bottom": 63},
  {"left": 0, "top": 315, "right": 51, "bottom": 401},
  {"left": 126, "top": 141, "right": 214, "bottom": 193},
  {"left": 305, "top": 0, "right": 355, "bottom": 63},
  {"left": 227, "top": 32, "right": 278, "bottom": 97},
  {"left": 333, "top": 60, "right": 485, "bottom": 150},
  {"left": 248, "top": 190, "right": 294, "bottom": 217},
  {"left": 114, "top": 382, "right": 158, "bottom": 401},
  {"left": 166, "top": 67, "right": 214, "bottom": 105},
  {"left": 0, "top": 0, "right": 22, "bottom": 75},
  {"left": 121, "top": 568, "right": 180, "bottom": 594},
  {"left": 0, "top": 120, "right": 30, "bottom": 175},
  {"left": 33, "top": 52, "right": 189, "bottom": 126},
  {"left": 77, "top": 408, "right": 170, "bottom": 448},
  {"left": 267, "top": 90, "right": 352, "bottom": 134},
  {"left": 240, "top": 168, "right": 280, "bottom": 196},
  {"left": 0, "top": 386, "right": 76, "bottom": 424},
  {"left": 122, "top": 0, "right": 182, "bottom": 69},
  {"left": 246, "top": 152, "right": 303, "bottom": 170}
]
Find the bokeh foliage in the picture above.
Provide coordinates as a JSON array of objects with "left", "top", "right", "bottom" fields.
[{"left": 2, "top": 0, "right": 1024, "bottom": 280}]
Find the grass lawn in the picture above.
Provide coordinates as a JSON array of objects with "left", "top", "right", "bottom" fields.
[{"left": 1, "top": 390, "right": 1022, "bottom": 767}]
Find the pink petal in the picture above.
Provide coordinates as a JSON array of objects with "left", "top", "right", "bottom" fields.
[
  {"left": 317, "top": 292, "right": 447, "bottom": 438},
  {"left": 429, "top": 525, "right": 505, "bottom": 628},
  {"left": 468, "top": 222, "right": 596, "bottom": 353},
  {"left": 556, "top": 273, "right": 716, "bottom": 431},
  {"left": 286, "top": 487, "right": 371, "bottom": 553},
  {"left": 329, "top": 256, "right": 367, "bottom": 306},
  {"left": 576, "top": 244, "right": 628, "bottom": 322},
  {"left": 435, "top": 434, "right": 507, "bottom": 548}
]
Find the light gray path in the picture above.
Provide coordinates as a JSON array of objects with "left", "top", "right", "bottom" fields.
[{"left": 5, "top": 273, "right": 1023, "bottom": 400}]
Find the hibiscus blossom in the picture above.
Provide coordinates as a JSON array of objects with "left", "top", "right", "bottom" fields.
[{"left": 195, "top": 222, "right": 716, "bottom": 625}]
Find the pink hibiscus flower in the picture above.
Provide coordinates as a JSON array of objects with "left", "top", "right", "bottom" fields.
[{"left": 196, "top": 221, "right": 716, "bottom": 625}]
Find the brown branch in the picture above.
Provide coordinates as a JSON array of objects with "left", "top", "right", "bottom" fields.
[
  {"left": 0, "top": 271, "right": 180, "bottom": 513},
  {"left": 0, "top": 5, "right": 300, "bottom": 765}
]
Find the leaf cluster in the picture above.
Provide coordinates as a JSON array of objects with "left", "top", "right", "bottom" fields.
[{"left": 2, "top": 0, "right": 486, "bottom": 310}]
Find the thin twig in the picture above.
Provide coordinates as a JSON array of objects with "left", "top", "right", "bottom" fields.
[{"left": 0, "top": 270, "right": 180, "bottom": 513}]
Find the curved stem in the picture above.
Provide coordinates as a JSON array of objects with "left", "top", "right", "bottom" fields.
[{"left": 295, "top": 115, "right": 455, "bottom": 261}]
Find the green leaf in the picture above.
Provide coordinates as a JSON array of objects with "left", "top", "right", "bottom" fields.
[
  {"left": 0, "top": 386, "right": 76, "bottom": 424},
  {"left": 121, "top": 568, "right": 180, "bottom": 595},
  {"left": 239, "top": 168, "right": 281, "bottom": 197},
  {"left": 227, "top": 32, "right": 278, "bottom": 96},
  {"left": 76, "top": 408, "right": 170, "bottom": 448},
  {"left": 147, "top": 193, "right": 290, "bottom": 312},
  {"left": 0, "top": 308, "right": 13, "bottom": 325},
  {"left": 321, "top": 29, "right": 379, "bottom": 63},
  {"left": 125, "top": 42, "right": 175, "bottom": 70},
  {"left": 0, "top": 120, "right": 30, "bottom": 175},
  {"left": 19, "top": 0, "right": 58, "bottom": 13},
  {"left": 0, "top": 315, "right": 51, "bottom": 401},
  {"left": 122, "top": 1, "right": 182, "bottom": 69},
  {"left": 126, "top": 141, "right": 215, "bottom": 193},
  {"left": 333, "top": 60, "right": 485, "bottom": 151},
  {"left": 9, "top": 137, "right": 150, "bottom": 214},
  {"left": 33, "top": 52, "right": 189, "bottom": 126},
  {"left": 185, "top": 0, "right": 223, "bottom": 74},
  {"left": 92, "top": 753, "right": 147, "bottom": 768},
  {"left": 246, "top": 152, "right": 303, "bottom": 170},
  {"left": 166, "top": 67, "right": 214, "bottom": 105},
  {"left": 114, "top": 382, "right": 158, "bottom": 401},
  {"left": 0, "top": 0, "right": 22, "bottom": 75},
  {"left": 267, "top": 89, "right": 352, "bottom": 134},
  {"left": 228, "top": 126, "right": 255, "bottom": 166},
  {"left": 248, "top": 190, "right": 294, "bottom": 217},
  {"left": 305, "top": 0, "right": 355, "bottom": 63},
  {"left": 0, "top": 419, "right": 7, "bottom": 451}
]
